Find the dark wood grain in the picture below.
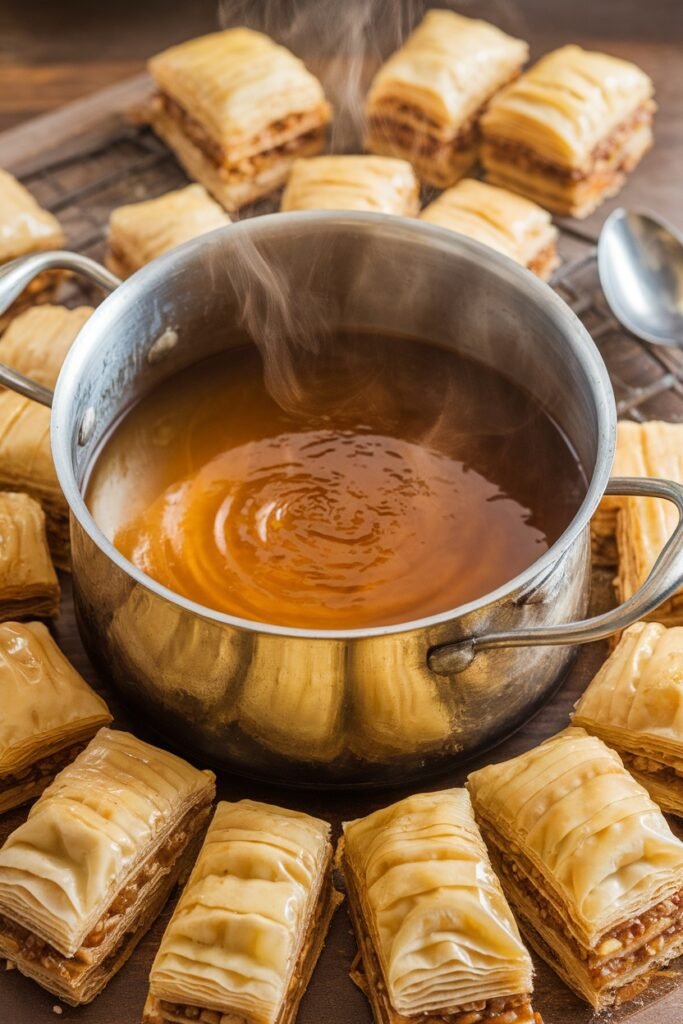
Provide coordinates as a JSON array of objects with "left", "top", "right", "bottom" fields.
[{"left": 0, "top": 2, "right": 682, "bottom": 1022}]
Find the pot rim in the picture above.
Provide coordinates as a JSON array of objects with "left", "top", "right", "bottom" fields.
[{"left": 51, "top": 210, "right": 616, "bottom": 639}]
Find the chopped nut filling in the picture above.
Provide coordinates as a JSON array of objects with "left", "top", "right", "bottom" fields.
[
  {"left": 622, "top": 751, "right": 683, "bottom": 782},
  {"left": 484, "top": 101, "right": 654, "bottom": 183},
  {"left": 150, "top": 873, "right": 338, "bottom": 1024},
  {"left": 0, "top": 743, "right": 85, "bottom": 793},
  {"left": 157, "top": 93, "right": 326, "bottom": 178},
  {"left": 343, "top": 856, "right": 538, "bottom": 1024},
  {"left": 0, "top": 805, "right": 203, "bottom": 982},
  {"left": 482, "top": 825, "right": 683, "bottom": 992}
]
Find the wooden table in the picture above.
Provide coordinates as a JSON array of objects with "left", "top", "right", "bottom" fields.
[{"left": 1, "top": 3, "right": 683, "bottom": 1023}]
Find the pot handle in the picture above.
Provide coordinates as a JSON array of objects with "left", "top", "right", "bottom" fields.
[
  {"left": 428, "top": 476, "right": 683, "bottom": 675},
  {"left": 0, "top": 251, "right": 121, "bottom": 407}
]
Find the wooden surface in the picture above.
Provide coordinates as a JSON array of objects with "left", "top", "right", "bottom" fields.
[{"left": 0, "top": 2, "right": 682, "bottom": 1023}]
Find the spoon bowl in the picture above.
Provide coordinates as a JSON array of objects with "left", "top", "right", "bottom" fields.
[{"left": 597, "top": 208, "right": 683, "bottom": 348}]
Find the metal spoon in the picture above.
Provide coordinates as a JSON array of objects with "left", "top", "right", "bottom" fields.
[{"left": 597, "top": 208, "right": 683, "bottom": 348}]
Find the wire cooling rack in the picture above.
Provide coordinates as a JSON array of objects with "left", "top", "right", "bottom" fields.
[{"left": 18, "top": 119, "right": 683, "bottom": 423}]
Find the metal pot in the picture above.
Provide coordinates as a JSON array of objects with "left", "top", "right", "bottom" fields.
[{"left": 1, "top": 212, "right": 682, "bottom": 788}]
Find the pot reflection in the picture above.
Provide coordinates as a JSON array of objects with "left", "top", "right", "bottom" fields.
[{"left": 238, "top": 635, "right": 346, "bottom": 763}]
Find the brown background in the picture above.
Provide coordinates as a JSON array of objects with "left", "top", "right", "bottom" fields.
[{"left": 1, "top": 2, "right": 683, "bottom": 1023}]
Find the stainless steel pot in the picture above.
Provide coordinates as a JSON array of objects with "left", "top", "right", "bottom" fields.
[{"left": 1, "top": 212, "right": 683, "bottom": 787}]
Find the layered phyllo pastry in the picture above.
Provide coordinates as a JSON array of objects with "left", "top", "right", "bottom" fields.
[
  {"left": 612, "top": 421, "right": 683, "bottom": 625},
  {"left": 143, "top": 799, "right": 341, "bottom": 1024},
  {"left": 0, "top": 728, "right": 215, "bottom": 1005},
  {"left": 573, "top": 621, "right": 683, "bottom": 816},
  {"left": 147, "top": 29, "right": 331, "bottom": 211},
  {"left": 340, "top": 789, "right": 539, "bottom": 1024},
  {"left": 0, "top": 492, "right": 59, "bottom": 620},
  {"left": 365, "top": 10, "right": 528, "bottom": 188},
  {"left": 106, "top": 184, "right": 231, "bottom": 277},
  {"left": 0, "top": 169, "right": 64, "bottom": 330},
  {"left": 591, "top": 420, "right": 643, "bottom": 566},
  {"left": 0, "top": 304, "right": 92, "bottom": 389},
  {"left": 0, "top": 392, "right": 68, "bottom": 569},
  {"left": 420, "top": 178, "right": 558, "bottom": 279},
  {"left": 468, "top": 728, "right": 683, "bottom": 1009},
  {"left": 281, "top": 155, "right": 419, "bottom": 215},
  {"left": 481, "top": 45, "right": 655, "bottom": 218},
  {"left": 0, "top": 621, "right": 110, "bottom": 813}
]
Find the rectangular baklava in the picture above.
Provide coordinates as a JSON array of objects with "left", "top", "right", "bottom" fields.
[
  {"left": 481, "top": 45, "right": 655, "bottom": 218},
  {"left": 0, "top": 169, "right": 64, "bottom": 330},
  {"left": 147, "top": 29, "right": 331, "bottom": 211},
  {"left": 0, "top": 391, "right": 68, "bottom": 569},
  {"left": 468, "top": 727, "right": 683, "bottom": 1009},
  {"left": 0, "top": 492, "right": 60, "bottom": 620},
  {"left": 106, "top": 184, "right": 231, "bottom": 277},
  {"left": 614, "top": 421, "right": 683, "bottom": 625},
  {"left": 573, "top": 621, "right": 683, "bottom": 816},
  {"left": 341, "top": 789, "right": 539, "bottom": 1024},
  {"left": 420, "top": 178, "right": 558, "bottom": 279},
  {"left": 365, "top": 10, "right": 528, "bottom": 188},
  {"left": 281, "top": 155, "right": 419, "bottom": 215},
  {"left": 0, "top": 304, "right": 92, "bottom": 389},
  {"left": 0, "top": 620, "right": 110, "bottom": 812},
  {"left": 143, "top": 799, "right": 341, "bottom": 1024},
  {"left": 0, "top": 728, "right": 215, "bottom": 1005}
]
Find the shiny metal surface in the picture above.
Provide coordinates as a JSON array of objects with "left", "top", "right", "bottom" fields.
[
  {"left": 1, "top": 212, "right": 672, "bottom": 786},
  {"left": 0, "top": 251, "right": 120, "bottom": 406},
  {"left": 598, "top": 208, "right": 683, "bottom": 348},
  {"left": 429, "top": 476, "right": 683, "bottom": 674}
]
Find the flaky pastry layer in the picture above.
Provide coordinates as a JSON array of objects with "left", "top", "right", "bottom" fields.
[
  {"left": 0, "top": 494, "right": 59, "bottom": 621},
  {"left": 573, "top": 621, "right": 683, "bottom": 814},
  {"left": 467, "top": 728, "right": 683, "bottom": 1008},
  {"left": 342, "top": 789, "right": 535, "bottom": 1020},
  {"left": 281, "top": 155, "right": 419, "bottom": 215},
  {"left": 420, "top": 178, "right": 558, "bottom": 278},
  {"left": 0, "top": 728, "right": 215, "bottom": 959},
  {"left": 0, "top": 619, "right": 109, "bottom": 801},
  {"left": 106, "top": 184, "right": 231, "bottom": 277},
  {"left": 367, "top": 10, "right": 528, "bottom": 134},
  {"left": 481, "top": 45, "right": 654, "bottom": 170},
  {"left": 146, "top": 799, "right": 339, "bottom": 1024}
]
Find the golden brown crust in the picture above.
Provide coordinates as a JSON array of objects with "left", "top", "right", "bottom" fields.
[
  {"left": 342, "top": 790, "right": 536, "bottom": 1021},
  {"left": 419, "top": 178, "right": 558, "bottom": 278},
  {"left": 106, "top": 184, "right": 231, "bottom": 277},
  {"left": 0, "top": 392, "right": 69, "bottom": 569},
  {"left": 0, "top": 494, "right": 59, "bottom": 621},
  {"left": 467, "top": 729, "right": 683, "bottom": 1009}
]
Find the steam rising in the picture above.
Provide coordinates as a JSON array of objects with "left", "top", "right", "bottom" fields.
[{"left": 215, "top": 0, "right": 537, "bottom": 431}]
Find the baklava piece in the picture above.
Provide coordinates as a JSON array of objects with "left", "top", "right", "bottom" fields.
[
  {"left": 0, "top": 391, "right": 68, "bottom": 569},
  {"left": 0, "top": 169, "right": 64, "bottom": 330},
  {"left": 281, "top": 155, "right": 419, "bottom": 215},
  {"left": 0, "top": 620, "right": 110, "bottom": 813},
  {"left": 481, "top": 45, "right": 655, "bottom": 218},
  {"left": 573, "top": 621, "right": 683, "bottom": 816},
  {"left": 0, "top": 728, "right": 215, "bottom": 1005},
  {"left": 613, "top": 421, "right": 683, "bottom": 625},
  {"left": 591, "top": 420, "right": 642, "bottom": 567},
  {"left": 468, "top": 728, "right": 683, "bottom": 1009},
  {"left": 147, "top": 29, "right": 331, "bottom": 212},
  {"left": 143, "top": 799, "right": 341, "bottom": 1024},
  {"left": 0, "top": 304, "right": 92, "bottom": 389},
  {"left": 420, "top": 178, "right": 558, "bottom": 279},
  {"left": 365, "top": 10, "right": 528, "bottom": 188},
  {"left": 341, "top": 789, "right": 539, "bottom": 1024},
  {"left": 0, "top": 492, "right": 59, "bottom": 620},
  {"left": 106, "top": 184, "right": 231, "bottom": 277}
]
